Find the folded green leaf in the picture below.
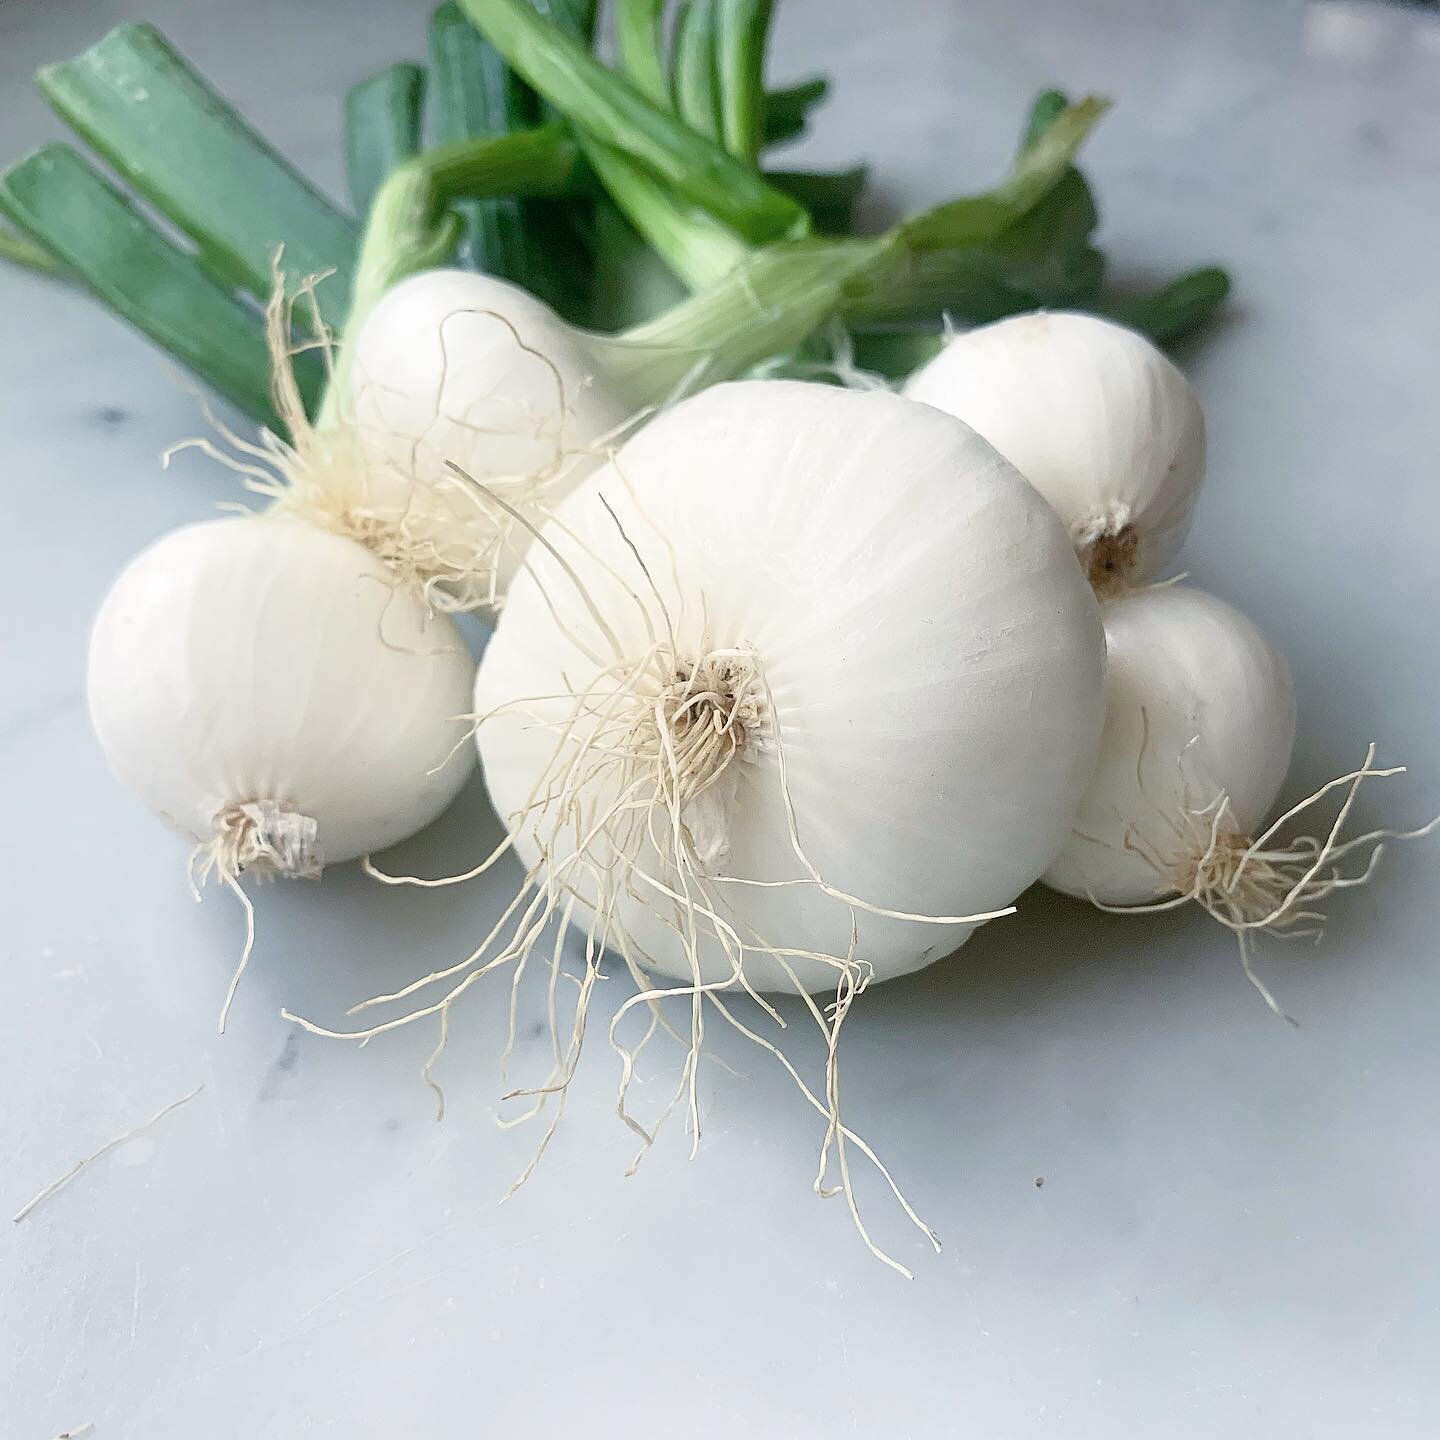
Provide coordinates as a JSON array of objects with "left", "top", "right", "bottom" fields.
[
  {"left": 1018, "top": 88, "right": 1070, "bottom": 155},
  {"left": 900, "top": 97, "right": 1109, "bottom": 252},
  {"left": 0, "top": 144, "right": 317, "bottom": 429},
  {"left": 1106, "top": 266, "right": 1231, "bottom": 343},
  {"left": 767, "top": 166, "right": 868, "bottom": 236},
  {"left": 38, "top": 24, "right": 357, "bottom": 331},
  {"left": 761, "top": 76, "right": 828, "bottom": 148}
]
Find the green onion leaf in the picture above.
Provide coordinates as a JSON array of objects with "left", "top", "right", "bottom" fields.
[
  {"left": 715, "top": 0, "right": 774, "bottom": 161},
  {"left": 38, "top": 24, "right": 358, "bottom": 331},
  {"left": 1106, "top": 266, "right": 1231, "bottom": 344},
  {"left": 761, "top": 76, "right": 828, "bottom": 149},
  {"left": 615, "top": 0, "right": 670, "bottom": 106},
  {"left": 672, "top": 0, "right": 723, "bottom": 141},
  {"left": 1018, "top": 88, "right": 1070, "bottom": 155},
  {"left": 428, "top": 2, "right": 533, "bottom": 281},
  {"left": 455, "top": 0, "right": 807, "bottom": 243},
  {"left": 0, "top": 144, "right": 316, "bottom": 430},
  {"left": 767, "top": 165, "right": 868, "bottom": 236},
  {"left": 0, "top": 224, "right": 66, "bottom": 277},
  {"left": 900, "top": 97, "right": 1109, "bottom": 252},
  {"left": 344, "top": 64, "right": 426, "bottom": 219}
]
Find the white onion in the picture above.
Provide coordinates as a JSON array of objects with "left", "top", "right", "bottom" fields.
[
  {"left": 88, "top": 516, "right": 476, "bottom": 1023},
  {"left": 338, "top": 269, "right": 639, "bottom": 602},
  {"left": 904, "top": 311, "right": 1205, "bottom": 596},
  {"left": 1043, "top": 585, "right": 1430, "bottom": 1017},
  {"left": 477, "top": 378, "right": 1107, "bottom": 994},
  {"left": 1044, "top": 586, "right": 1295, "bottom": 906}
]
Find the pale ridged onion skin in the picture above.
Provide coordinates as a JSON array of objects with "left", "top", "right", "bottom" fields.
[
  {"left": 343, "top": 269, "right": 636, "bottom": 592},
  {"left": 88, "top": 516, "right": 476, "bottom": 865},
  {"left": 475, "top": 380, "right": 1107, "bottom": 994},
  {"left": 903, "top": 311, "right": 1206, "bottom": 584},
  {"left": 1044, "top": 586, "right": 1296, "bottom": 906}
]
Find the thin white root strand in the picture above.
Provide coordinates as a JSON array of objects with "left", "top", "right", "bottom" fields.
[
  {"left": 189, "top": 801, "right": 320, "bottom": 1032},
  {"left": 1089, "top": 733, "right": 1438, "bottom": 1019},
  {"left": 12, "top": 1084, "right": 205, "bottom": 1224}
]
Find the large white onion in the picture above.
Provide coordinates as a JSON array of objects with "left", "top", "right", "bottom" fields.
[{"left": 474, "top": 379, "right": 1107, "bottom": 994}]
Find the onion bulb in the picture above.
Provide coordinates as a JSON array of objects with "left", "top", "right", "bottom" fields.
[
  {"left": 338, "top": 269, "right": 640, "bottom": 605},
  {"left": 88, "top": 516, "right": 476, "bottom": 1026},
  {"left": 904, "top": 311, "right": 1206, "bottom": 598},
  {"left": 1044, "top": 585, "right": 1434, "bottom": 1016},
  {"left": 306, "top": 380, "right": 1105, "bottom": 1271}
]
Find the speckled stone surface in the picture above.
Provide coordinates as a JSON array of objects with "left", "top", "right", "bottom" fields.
[{"left": 3, "top": 2, "right": 1439, "bottom": 1434}]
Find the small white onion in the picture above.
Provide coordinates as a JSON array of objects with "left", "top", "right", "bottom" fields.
[
  {"left": 1043, "top": 585, "right": 1295, "bottom": 906},
  {"left": 89, "top": 515, "right": 476, "bottom": 873},
  {"left": 337, "top": 269, "right": 638, "bottom": 599},
  {"left": 904, "top": 311, "right": 1206, "bottom": 595}
]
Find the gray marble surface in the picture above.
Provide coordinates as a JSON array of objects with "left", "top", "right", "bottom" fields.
[{"left": 3, "top": 1, "right": 1439, "bottom": 1435}]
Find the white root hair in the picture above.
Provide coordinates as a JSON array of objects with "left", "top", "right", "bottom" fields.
[
  {"left": 286, "top": 467, "right": 1012, "bottom": 1276},
  {"left": 1077, "top": 711, "right": 1439, "bottom": 1021}
]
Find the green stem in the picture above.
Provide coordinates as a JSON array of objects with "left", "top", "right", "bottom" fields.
[
  {"left": 716, "top": 0, "right": 773, "bottom": 160},
  {"left": 615, "top": 0, "right": 670, "bottom": 106},
  {"left": 609, "top": 95, "right": 1112, "bottom": 389},
  {"left": 429, "top": 2, "right": 534, "bottom": 280},
  {"left": 613, "top": 237, "right": 889, "bottom": 399},
  {"left": 455, "top": 0, "right": 807, "bottom": 243},
  {"left": 582, "top": 137, "right": 750, "bottom": 289},
  {"left": 346, "top": 126, "right": 582, "bottom": 325}
]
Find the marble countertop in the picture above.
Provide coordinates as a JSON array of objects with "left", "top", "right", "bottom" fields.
[{"left": 3, "top": 1, "right": 1439, "bottom": 1435}]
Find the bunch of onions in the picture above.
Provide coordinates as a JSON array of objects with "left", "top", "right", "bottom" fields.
[
  {"left": 85, "top": 95, "right": 1102, "bottom": 1027},
  {"left": 291, "top": 379, "right": 1107, "bottom": 1271},
  {"left": 908, "top": 311, "right": 1435, "bottom": 1016}
]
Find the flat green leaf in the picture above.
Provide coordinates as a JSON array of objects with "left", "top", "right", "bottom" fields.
[
  {"left": 0, "top": 145, "right": 319, "bottom": 429},
  {"left": 345, "top": 64, "right": 426, "bottom": 218},
  {"left": 38, "top": 24, "right": 357, "bottom": 330}
]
